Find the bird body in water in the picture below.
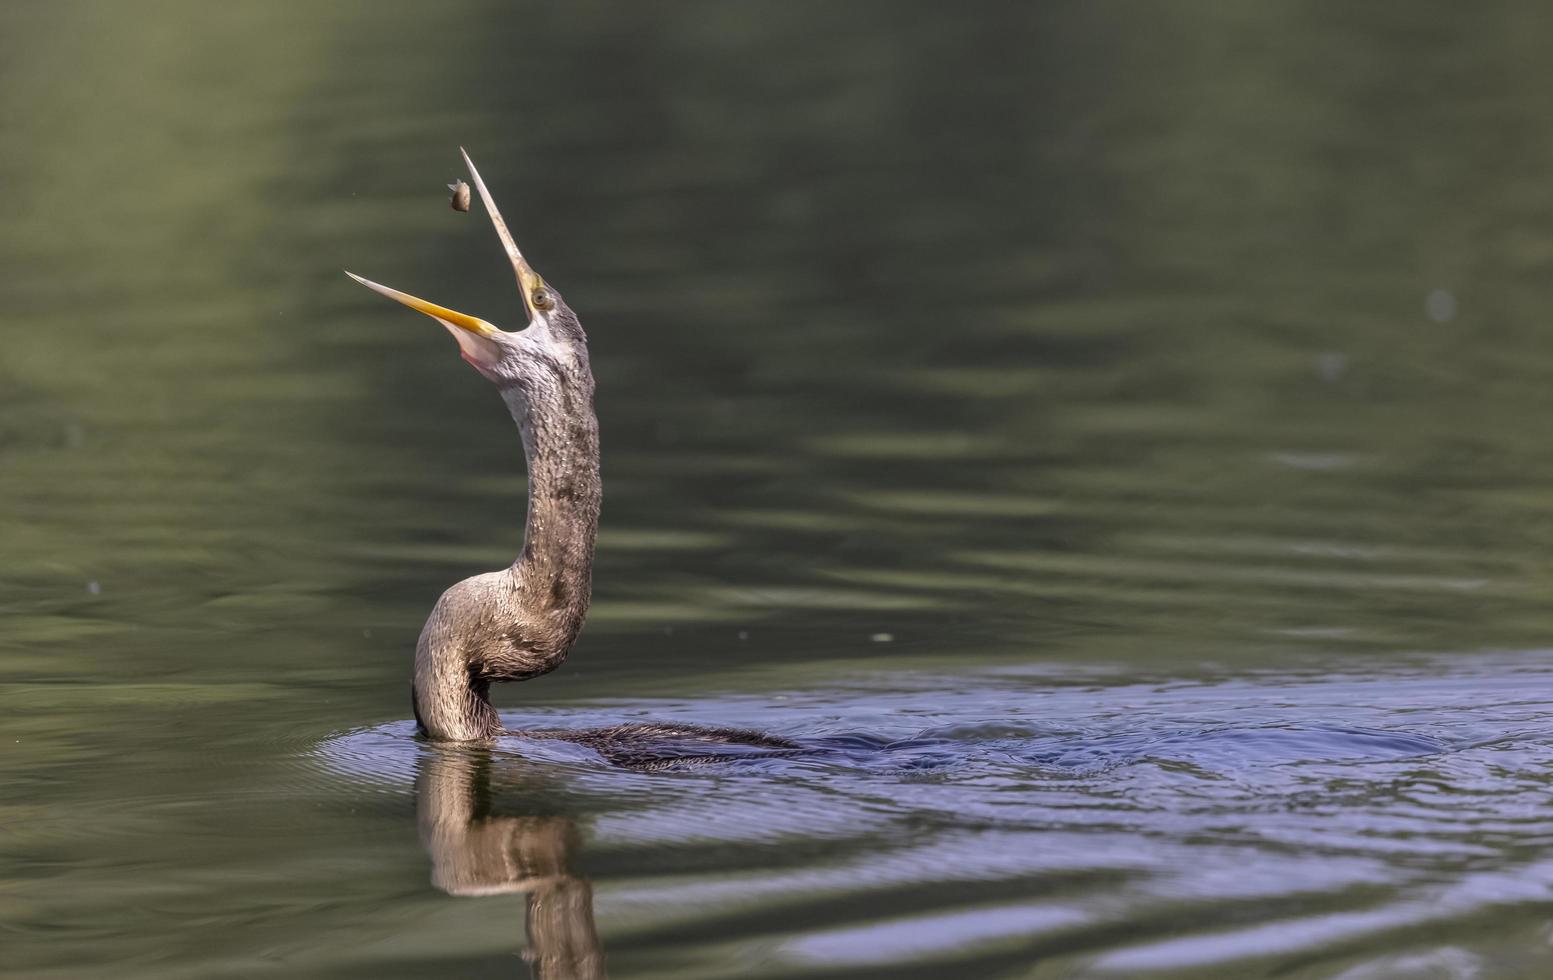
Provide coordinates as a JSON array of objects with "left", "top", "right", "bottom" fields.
[{"left": 348, "top": 151, "right": 796, "bottom": 759}]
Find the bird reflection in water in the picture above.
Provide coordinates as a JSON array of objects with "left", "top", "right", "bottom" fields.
[{"left": 416, "top": 747, "right": 606, "bottom": 979}]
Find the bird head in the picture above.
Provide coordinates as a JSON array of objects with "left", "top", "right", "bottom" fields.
[{"left": 346, "top": 149, "right": 587, "bottom": 389}]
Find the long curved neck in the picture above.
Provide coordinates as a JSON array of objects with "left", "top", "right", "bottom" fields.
[{"left": 412, "top": 356, "right": 600, "bottom": 741}]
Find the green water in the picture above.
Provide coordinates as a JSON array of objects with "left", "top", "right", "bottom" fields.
[{"left": 6, "top": 3, "right": 1553, "bottom": 977}]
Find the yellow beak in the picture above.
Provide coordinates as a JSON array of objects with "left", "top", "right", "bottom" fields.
[
  {"left": 344, "top": 271, "right": 503, "bottom": 372},
  {"left": 343, "top": 272, "right": 497, "bottom": 337}
]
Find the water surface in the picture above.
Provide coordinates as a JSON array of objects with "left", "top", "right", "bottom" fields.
[{"left": 5, "top": 3, "right": 1553, "bottom": 977}]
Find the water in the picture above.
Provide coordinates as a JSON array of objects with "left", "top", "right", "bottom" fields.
[{"left": 5, "top": 3, "right": 1553, "bottom": 977}]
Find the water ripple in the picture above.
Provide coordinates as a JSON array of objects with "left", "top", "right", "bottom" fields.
[{"left": 313, "top": 653, "right": 1553, "bottom": 975}]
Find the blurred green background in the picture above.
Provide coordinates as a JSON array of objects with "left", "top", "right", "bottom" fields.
[{"left": 6, "top": 2, "right": 1553, "bottom": 977}]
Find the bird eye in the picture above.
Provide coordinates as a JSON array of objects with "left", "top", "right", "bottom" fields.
[{"left": 531, "top": 287, "right": 554, "bottom": 311}]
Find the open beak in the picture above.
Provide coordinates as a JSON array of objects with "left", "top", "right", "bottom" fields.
[
  {"left": 343, "top": 271, "right": 503, "bottom": 373},
  {"left": 345, "top": 149, "right": 547, "bottom": 374}
]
